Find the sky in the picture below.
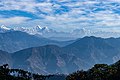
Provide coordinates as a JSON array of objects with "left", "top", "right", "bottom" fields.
[{"left": 0, "top": 0, "right": 120, "bottom": 32}]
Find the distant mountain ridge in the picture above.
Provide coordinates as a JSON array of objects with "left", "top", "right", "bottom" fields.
[
  {"left": 0, "top": 36, "right": 120, "bottom": 74},
  {"left": 0, "top": 31, "right": 74, "bottom": 53}
]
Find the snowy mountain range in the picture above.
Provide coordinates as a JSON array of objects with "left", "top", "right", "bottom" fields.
[{"left": 1, "top": 25, "right": 120, "bottom": 41}]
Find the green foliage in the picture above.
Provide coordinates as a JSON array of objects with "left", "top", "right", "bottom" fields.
[
  {"left": 66, "top": 60, "right": 120, "bottom": 80},
  {"left": 0, "top": 64, "right": 65, "bottom": 80},
  {"left": 2, "top": 60, "right": 120, "bottom": 80}
]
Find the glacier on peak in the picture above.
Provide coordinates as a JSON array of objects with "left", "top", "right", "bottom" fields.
[
  {"left": 0, "top": 25, "right": 11, "bottom": 30},
  {"left": 1, "top": 25, "right": 120, "bottom": 41}
]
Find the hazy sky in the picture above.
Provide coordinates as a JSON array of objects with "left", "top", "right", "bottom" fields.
[{"left": 0, "top": 0, "right": 120, "bottom": 31}]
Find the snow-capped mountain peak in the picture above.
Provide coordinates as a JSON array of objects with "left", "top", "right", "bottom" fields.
[
  {"left": 0, "top": 25, "right": 11, "bottom": 33},
  {"left": 1, "top": 25, "right": 120, "bottom": 40},
  {"left": 35, "top": 25, "right": 42, "bottom": 30},
  {"left": 0, "top": 25, "right": 11, "bottom": 30},
  {"left": 42, "top": 27, "right": 49, "bottom": 31}
]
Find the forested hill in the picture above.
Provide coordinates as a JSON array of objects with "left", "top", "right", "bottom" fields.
[
  {"left": 66, "top": 60, "right": 120, "bottom": 80},
  {"left": 0, "top": 64, "right": 66, "bottom": 80},
  {"left": 1, "top": 60, "right": 120, "bottom": 80}
]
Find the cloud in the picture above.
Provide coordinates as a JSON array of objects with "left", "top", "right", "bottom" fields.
[
  {"left": 0, "top": 0, "right": 36, "bottom": 13},
  {"left": 0, "top": 16, "right": 31, "bottom": 25},
  {"left": 0, "top": 0, "right": 120, "bottom": 32},
  {"left": 109, "top": 0, "right": 120, "bottom": 2},
  {"left": 0, "top": 0, "right": 54, "bottom": 13}
]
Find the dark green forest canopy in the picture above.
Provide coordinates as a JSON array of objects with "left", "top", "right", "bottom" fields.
[
  {"left": 66, "top": 60, "right": 120, "bottom": 80},
  {"left": 1, "top": 60, "right": 120, "bottom": 80},
  {"left": 0, "top": 64, "right": 66, "bottom": 80}
]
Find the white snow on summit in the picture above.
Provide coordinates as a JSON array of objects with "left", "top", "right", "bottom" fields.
[
  {"left": 0, "top": 25, "right": 11, "bottom": 30},
  {"left": 1, "top": 25, "right": 120, "bottom": 41}
]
